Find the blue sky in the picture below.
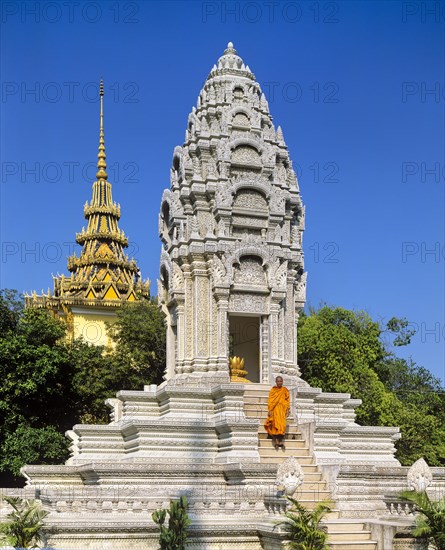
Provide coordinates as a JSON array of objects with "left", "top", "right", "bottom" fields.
[{"left": 1, "top": 1, "right": 444, "bottom": 382}]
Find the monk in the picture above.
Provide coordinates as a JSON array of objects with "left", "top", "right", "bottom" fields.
[{"left": 264, "top": 376, "right": 290, "bottom": 449}]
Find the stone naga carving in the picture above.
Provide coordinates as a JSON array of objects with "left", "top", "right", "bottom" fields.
[
  {"left": 172, "top": 263, "right": 185, "bottom": 291},
  {"left": 407, "top": 458, "right": 433, "bottom": 492},
  {"left": 211, "top": 254, "right": 227, "bottom": 286},
  {"left": 276, "top": 456, "right": 304, "bottom": 496},
  {"left": 268, "top": 258, "right": 288, "bottom": 289}
]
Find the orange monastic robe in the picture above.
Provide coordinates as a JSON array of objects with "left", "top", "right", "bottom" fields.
[{"left": 264, "top": 386, "right": 290, "bottom": 436}]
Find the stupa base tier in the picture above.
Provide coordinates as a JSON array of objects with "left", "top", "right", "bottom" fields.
[{"left": 46, "top": 526, "right": 267, "bottom": 550}]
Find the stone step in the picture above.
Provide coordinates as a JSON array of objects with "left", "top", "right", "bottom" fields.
[
  {"left": 259, "top": 440, "right": 307, "bottom": 450},
  {"left": 259, "top": 444, "right": 310, "bottom": 454},
  {"left": 292, "top": 487, "right": 331, "bottom": 505},
  {"left": 327, "top": 543, "right": 377, "bottom": 550},
  {"left": 325, "top": 511, "right": 341, "bottom": 519},
  {"left": 258, "top": 439, "right": 309, "bottom": 450},
  {"left": 288, "top": 471, "right": 323, "bottom": 482},
  {"left": 258, "top": 431, "right": 303, "bottom": 439},
  {"left": 325, "top": 522, "right": 369, "bottom": 533},
  {"left": 243, "top": 386, "right": 275, "bottom": 393},
  {"left": 327, "top": 532, "right": 372, "bottom": 542},
  {"left": 287, "top": 464, "right": 319, "bottom": 473},
  {"left": 258, "top": 440, "right": 308, "bottom": 449},
  {"left": 243, "top": 399, "right": 269, "bottom": 406},
  {"left": 284, "top": 499, "right": 335, "bottom": 510},
  {"left": 257, "top": 425, "right": 301, "bottom": 435},
  {"left": 258, "top": 439, "right": 311, "bottom": 456}
]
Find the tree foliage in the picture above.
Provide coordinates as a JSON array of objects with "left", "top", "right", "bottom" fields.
[
  {"left": 399, "top": 490, "right": 445, "bottom": 549},
  {"left": 152, "top": 495, "right": 191, "bottom": 550},
  {"left": 0, "top": 496, "right": 48, "bottom": 548},
  {"left": 277, "top": 497, "right": 331, "bottom": 550},
  {"left": 0, "top": 290, "right": 166, "bottom": 484},
  {"left": 298, "top": 306, "right": 445, "bottom": 466},
  {"left": 107, "top": 298, "right": 166, "bottom": 383}
]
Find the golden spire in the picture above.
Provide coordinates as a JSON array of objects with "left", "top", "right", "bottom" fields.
[{"left": 96, "top": 80, "right": 108, "bottom": 181}]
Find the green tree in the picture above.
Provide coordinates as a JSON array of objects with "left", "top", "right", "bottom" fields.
[
  {"left": 399, "top": 490, "right": 445, "bottom": 549},
  {"left": 0, "top": 496, "right": 48, "bottom": 548},
  {"left": 152, "top": 495, "right": 191, "bottom": 550},
  {"left": 385, "top": 316, "right": 416, "bottom": 347},
  {"left": 0, "top": 306, "right": 76, "bottom": 484},
  {"left": 0, "top": 289, "right": 24, "bottom": 334},
  {"left": 107, "top": 298, "right": 166, "bottom": 384},
  {"left": 298, "top": 306, "right": 393, "bottom": 425},
  {"left": 1, "top": 425, "right": 70, "bottom": 477},
  {"left": 277, "top": 497, "right": 331, "bottom": 550},
  {"left": 298, "top": 305, "right": 445, "bottom": 466},
  {"left": 0, "top": 289, "right": 167, "bottom": 483}
]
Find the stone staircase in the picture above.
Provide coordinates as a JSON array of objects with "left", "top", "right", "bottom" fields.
[{"left": 243, "top": 385, "right": 378, "bottom": 550}]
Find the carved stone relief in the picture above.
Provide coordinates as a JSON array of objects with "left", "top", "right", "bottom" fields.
[
  {"left": 229, "top": 294, "right": 268, "bottom": 314},
  {"left": 233, "top": 190, "right": 268, "bottom": 212},
  {"left": 231, "top": 146, "right": 261, "bottom": 168},
  {"left": 232, "top": 112, "right": 250, "bottom": 127},
  {"left": 233, "top": 256, "right": 267, "bottom": 286}
]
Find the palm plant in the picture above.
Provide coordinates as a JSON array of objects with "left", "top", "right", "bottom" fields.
[
  {"left": 399, "top": 490, "right": 445, "bottom": 550},
  {"left": 277, "top": 497, "right": 332, "bottom": 550},
  {"left": 152, "top": 495, "right": 191, "bottom": 550},
  {"left": 0, "top": 495, "right": 48, "bottom": 549}
]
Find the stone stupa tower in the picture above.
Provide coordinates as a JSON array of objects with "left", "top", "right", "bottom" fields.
[
  {"left": 158, "top": 42, "right": 306, "bottom": 385},
  {"left": 25, "top": 82, "right": 150, "bottom": 346},
  {"left": 11, "top": 45, "right": 434, "bottom": 550}
]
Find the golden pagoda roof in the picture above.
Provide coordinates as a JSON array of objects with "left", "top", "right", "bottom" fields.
[{"left": 26, "top": 81, "right": 150, "bottom": 310}]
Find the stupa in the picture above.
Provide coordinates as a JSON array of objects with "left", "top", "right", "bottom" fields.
[{"left": 2, "top": 43, "right": 444, "bottom": 550}]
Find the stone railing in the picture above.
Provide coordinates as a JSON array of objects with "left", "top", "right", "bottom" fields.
[
  {"left": 263, "top": 495, "right": 289, "bottom": 516},
  {"left": 385, "top": 498, "right": 416, "bottom": 517},
  {"left": 36, "top": 493, "right": 271, "bottom": 518}
]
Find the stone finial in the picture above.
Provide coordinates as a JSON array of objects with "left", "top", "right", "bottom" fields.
[
  {"left": 207, "top": 42, "right": 255, "bottom": 81},
  {"left": 225, "top": 41, "right": 236, "bottom": 54},
  {"left": 276, "top": 456, "right": 304, "bottom": 496},
  {"left": 407, "top": 458, "right": 433, "bottom": 492}
]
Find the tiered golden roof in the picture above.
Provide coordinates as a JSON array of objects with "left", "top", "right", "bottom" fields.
[{"left": 26, "top": 81, "right": 150, "bottom": 311}]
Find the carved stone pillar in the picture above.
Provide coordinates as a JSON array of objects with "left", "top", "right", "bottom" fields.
[
  {"left": 191, "top": 258, "right": 209, "bottom": 372},
  {"left": 183, "top": 268, "right": 193, "bottom": 373},
  {"left": 269, "top": 299, "right": 281, "bottom": 376},
  {"left": 260, "top": 315, "right": 270, "bottom": 383},
  {"left": 165, "top": 314, "right": 176, "bottom": 379},
  {"left": 214, "top": 288, "right": 230, "bottom": 372},
  {"left": 294, "top": 309, "right": 301, "bottom": 377},
  {"left": 175, "top": 299, "right": 185, "bottom": 370}
]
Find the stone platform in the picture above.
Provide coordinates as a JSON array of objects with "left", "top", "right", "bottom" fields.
[{"left": 1, "top": 379, "right": 441, "bottom": 549}]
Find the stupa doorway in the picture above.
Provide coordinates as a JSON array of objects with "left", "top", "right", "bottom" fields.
[{"left": 229, "top": 314, "right": 261, "bottom": 383}]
